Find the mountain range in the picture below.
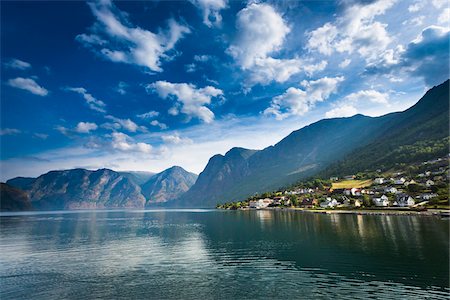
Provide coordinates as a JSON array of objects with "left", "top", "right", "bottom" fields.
[
  {"left": 2, "top": 166, "right": 197, "bottom": 211},
  {"left": 1, "top": 80, "right": 448, "bottom": 210}
]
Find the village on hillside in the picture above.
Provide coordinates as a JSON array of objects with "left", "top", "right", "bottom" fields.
[{"left": 217, "top": 156, "right": 450, "bottom": 211}]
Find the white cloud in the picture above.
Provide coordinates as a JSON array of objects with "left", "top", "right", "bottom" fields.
[
  {"left": 185, "top": 63, "right": 197, "bottom": 73},
  {"left": 137, "top": 111, "right": 160, "bottom": 119},
  {"left": 7, "top": 77, "right": 48, "bottom": 96},
  {"left": 75, "top": 122, "right": 98, "bottom": 133},
  {"left": 246, "top": 57, "right": 302, "bottom": 85},
  {"left": 116, "top": 81, "right": 127, "bottom": 95},
  {"left": 344, "top": 90, "right": 389, "bottom": 104},
  {"left": 76, "top": 0, "right": 190, "bottom": 72},
  {"left": 408, "top": 0, "right": 425, "bottom": 12},
  {"left": 190, "top": 0, "right": 227, "bottom": 27},
  {"left": 150, "top": 120, "right": 168, "bottom": 130},
  {"left": 148, "top": 81, "right": 223, "bottom": 123},
  {"left": 264, "top": 76, "right": 344, "bottom": 120},
  {"left": 111, "top": 132, "right": 152, "bottom": 154},
  {"left": 194, "top": 55, "right": 212, "bottom": 62},
  {"left": 325, "top": 105, "right": 358, "bottom": 118},
  {"left": 339, "top": 59, "right": 351, "bottom": 68},
  {"left": 432, "top": 0, "right": 446, "bottom": 9},
  {"left": 402, "top": 16, "right": 425, "bottom": 27},
  {"left": 55, "top": 125, "right": 70, "bottom": 136},
  {"left": 105, "top": 115, "right": 145, "bottom": 132},
  {"left": 438, "top": 8, "right": 450, "bottom": 25},
  {"left": 162, "top": 133, "right": 193, "bottom": 144},
  {"left": 227, "top": 3, "right": 302, "bottom": 85},
  {"left": 3, "top": 58, "right": 31, "bottom": 70},
  {"left": 307, "top": 0, "right": 395, "bottom": 62},
  {"left": 0, "top": 128, "right": 21, "bottom": 136},
  {"left": 303, "top": 60, "right": 328, "bottom": 76},
  {"left": 65, "top": 87, "right": 106, "bottom": 113},
  {"left": 34, "top": 133, "right": 49, "bottom": 140}
]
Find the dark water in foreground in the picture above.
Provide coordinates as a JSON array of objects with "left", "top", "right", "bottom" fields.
[{"left": 0, "top": 209, "right": 449, "bottom": 299}]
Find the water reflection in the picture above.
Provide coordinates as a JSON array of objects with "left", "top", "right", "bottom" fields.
[{"left": 0, "top": 210, "right": 448, "bottom": 299}]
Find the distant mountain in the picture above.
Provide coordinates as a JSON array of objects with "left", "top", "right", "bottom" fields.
[
  {"left": 7, "top": 168, "right": 146, "bottom": 210},
  {"left": 0, "top": 183, "right": 32, "bottom": 211},
  {"left": 6, "top": 177, "right": 36, "bottom": 190},
  {"left": 141, "top": 166, "right": 197, "bottom": 205},
  {"left": 119, "top": 171, "right": 155, "bottom": 186},
  {"left": 175, "top": 80, "right": 449, "bottom": 207}
]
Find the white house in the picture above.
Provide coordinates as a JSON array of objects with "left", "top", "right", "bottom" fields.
[
  {"left": 320, "top": 197, "right": 340, "bottom": 208},
  {"left": 426, "top": 180, "right": 435, "bottom": 187},
  {"left": 373, "top": 178, "right": 385, "bottom": 185},
  {"left": 405, "top": 180, "right": 417, "bottom": 186},
  {"left": 249, "top": 198, "right": 273, "bottom": 209},
  {"left": 394, "top": 194, "right": 415, "bottom": 207},
  {"left": 393, "top": 177, "right": 406, "bottom": 185},
  {"left": 372, "top": 195, "right": 389, "bottom": 207},
  {"left": 354, "top": 199, "right": 362, "bottom": 207},
  {"left": 384, "top": 187, "right": 398, "bottom": 194},
  {"left": 420, "top": 193, "right": 438, "bottom": 200}
]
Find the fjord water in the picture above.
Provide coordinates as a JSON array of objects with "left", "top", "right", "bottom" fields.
[{"left": 1, "top": 210, "right": 448, "bottom": 299}]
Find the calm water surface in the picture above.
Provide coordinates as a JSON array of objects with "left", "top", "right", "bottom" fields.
[{"left": 1, "top": 209, "right": 449, "bottom": 299}]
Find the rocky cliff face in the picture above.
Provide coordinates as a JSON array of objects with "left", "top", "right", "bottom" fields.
[{"left": 141, "top": 166, "right": 197, "bottom": 204}]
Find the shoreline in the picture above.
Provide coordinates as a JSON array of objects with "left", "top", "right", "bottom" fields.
[{"left": 238, "top": 207, "right": 450, "bottom": 217}]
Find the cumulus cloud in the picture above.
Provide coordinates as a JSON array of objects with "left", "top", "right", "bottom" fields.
[
  {"left": 7, "top": 77, "right": 48, "bottom": 96},
  {"left": 227, "top": 3, "right": 303, "bottom": 86},
  {"left": 148, "top": 81, "right": 223, "bottom": 123},
  {"left": 307, "top": 0, "right": 394, "bottom": 62},
  {"left": 0, "top": 128, "right": 21, "bottom": 136},
  {"left": 401, "top": 26, "right": 449, "bottom": 86},
  {"left": 190, "top": 0, "right": 227, "bottom": 27},
  {"left": 3, "top": 58, "right": 31, "bottom": 70},
  {"left": 76, "top": 0, "right": 190, "bottom": 72},
  {"left": 111, "top": 132, "right": 152, "bottom": 154},
  {"left": 137, "top": 110, "right": 160, "bottom": 119},
  {"left": 64, "top": 87, "right": 106, "bottom": 113},
  {"left": 325, "top": 105, "right": 358, "bottom": 118},
  {"left": 325, "top": 88, "right": 389, "bottom": 118},
  {"left": 105, "top": 115, "right": 146, "bottom": 132},
  {"left": 264, "top": 76, "right": 344, "bottom": 120},
  {"left": 75, "top": 122, "right": 98, "bottom": 133},
  {"left": 339, "top": 59, "right": 352, "bottom": 68}
]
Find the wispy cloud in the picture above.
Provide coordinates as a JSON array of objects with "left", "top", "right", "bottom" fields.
[
  {"left": 3, "top": 58, "right": 31, "bottom": 70},
  {"left": 76, "top": 0, "right": 190, "bottom": 72},
  {"left": 7, "top": 77, "right": 48, "bottom": 96},
  {"left": 64, "top": 87, "right": 106, "bottom": 113},
  {"left": 0, "top": 128, "right": 21, "bottom": 136}
]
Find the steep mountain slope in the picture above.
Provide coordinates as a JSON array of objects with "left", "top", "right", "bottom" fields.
[
  {"left": 141, "top": 166, "right": 197, "bottom": 205},
  {"left": 0, "top": 183, "right": 32, "bottom": 211},
  {"left": 176, "top": 80, "right": 449, "bottom": 207},
  {"left": 8, "top": 168, "right": 146, "bottom": 210},
  {"left": 322, "top": 80, "right": 449, "bottom": 176}
]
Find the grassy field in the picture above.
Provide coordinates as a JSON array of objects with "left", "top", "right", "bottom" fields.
[{"left": 332, "top": 179, "right": 373, "bottom": 189}]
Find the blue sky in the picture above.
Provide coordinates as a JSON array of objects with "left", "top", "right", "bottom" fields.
[{"left": 1, "top": 0, "right": 449, "bottom": 180}]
